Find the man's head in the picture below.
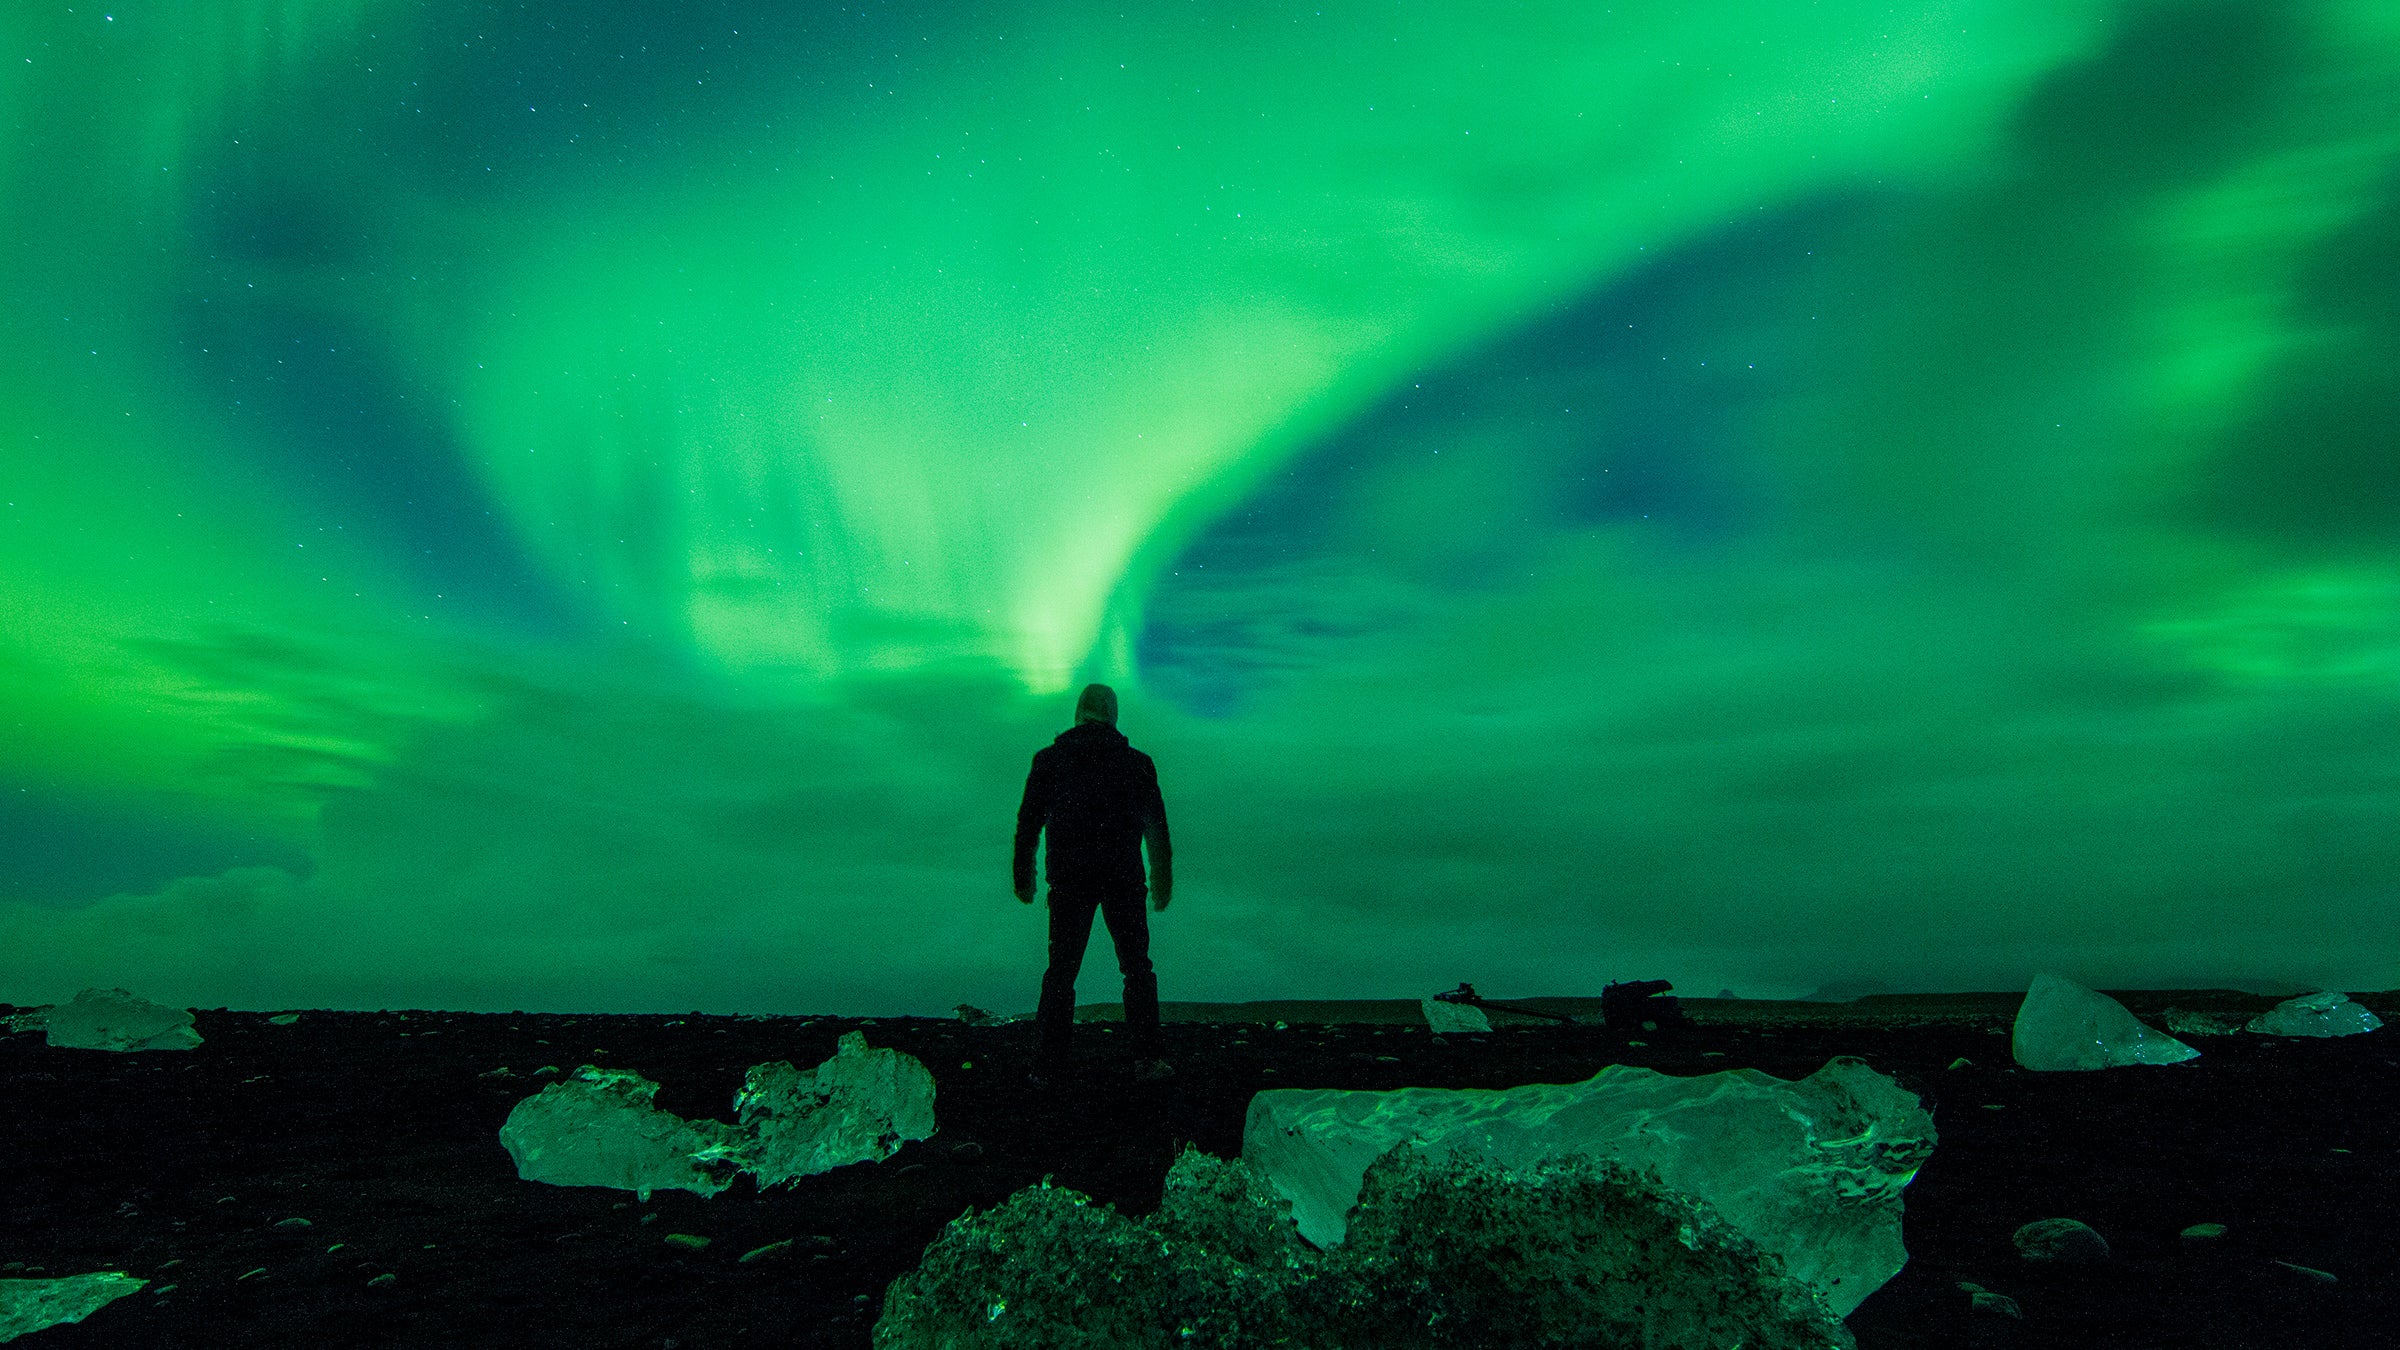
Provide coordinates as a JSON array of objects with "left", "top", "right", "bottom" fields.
[{"left": 1075, "top": 683, "right": 1119, "bottom": 727}]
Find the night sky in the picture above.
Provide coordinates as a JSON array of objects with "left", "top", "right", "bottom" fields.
[{"left": 5, "top": 1, "right": 2396, "bottom": 1014}]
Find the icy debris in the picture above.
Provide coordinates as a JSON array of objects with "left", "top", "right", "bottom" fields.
[
  {"left": 2013, "top": 1217, "right": 2109, "bottom": 1263},
  {"left": 1418, "top": 995, "right": 1490, "bottom": 1033},
  {"left": 2158, "top": 1006, "right": 2246, "bottom": 1037},
  {"left": 499, "top": 1033, "right": 935, "bottom": 1199},
  {"left": 874, "top": 1143, "right": 1854, "bottom": 1350},
  {"left": 2247, "top": 992, "right": 2382, "bottom": 1038},
  {"left": 499, "top": 1066, "right": 748, "bottom": 1200},
  {"left": 736, "top": 1032, "right": 937, "bottom": 1188},
  {"left": 2010, "top": 975, "right": 2197, "bottom": 1071},
  {"left": 38, "top": 989, "right": 202, "bottom": 1052},
  {"left": 1242, "top": 1056, "right": 1932, "bottom": 1317},
  {"left": 0, "top": 1272, "right": 147, "bottom": 1342},
  {"left": 267, "top": 1014, "right": 301, "bottom": 1025}
]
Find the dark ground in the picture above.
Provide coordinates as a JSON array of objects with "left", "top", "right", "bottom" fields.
[{"left": 3, "top": 991, "right": 2393, "bottom": 1348}]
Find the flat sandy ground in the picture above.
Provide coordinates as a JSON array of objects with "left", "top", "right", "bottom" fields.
[{"left": 3, "top": 991, "right": 2391, "bottom": 1348}]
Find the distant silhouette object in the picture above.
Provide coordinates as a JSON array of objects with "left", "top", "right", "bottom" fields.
[
  {"left": 1014, "top": 683, "right": 1173, "bottom": 1082},
  {"left": 1600, "top": 979, "right": 1690, "bottom": 1034}
]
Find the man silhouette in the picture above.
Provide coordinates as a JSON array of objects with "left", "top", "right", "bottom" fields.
[{"left": 1014, "top": 682, "right": 1173, "bottom": 1084}]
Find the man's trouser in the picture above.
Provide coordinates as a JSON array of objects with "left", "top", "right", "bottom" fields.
[{"left": 1037, "top": 888, "right": 1160, "bottom": 1066}]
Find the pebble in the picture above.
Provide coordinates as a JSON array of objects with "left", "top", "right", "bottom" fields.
[
  {"left": 663, "top": 1233, "right": 711, "bottom": 1251},
  {"left": 2014, "top": 1218, "right": 2109, "bottom": 1263},
  {"left": 2179, "top": 1222, "right": 2227, "bottom": 1242},
  {"left": 368, "top": 1273, "right": 397, "bottom": 1288},
  {"left": 274, "top": 1217, "right": 312, "bottom": 1229},
  {"left": 2271, "top": 1260, "right": 2336, "bottom": 1284},
  {"left": 738, "top": 1240, "right": 794, "bottom": 1264},
  {"left": 1970, "top": 1291, "right": 2024, "bottom": 1318}
]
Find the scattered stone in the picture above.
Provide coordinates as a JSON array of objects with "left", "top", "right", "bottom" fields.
[
  {"left": 1969, "top": 1290, "right": 2024, "bottom": 1318},
  {"left": 0, "top": 1273, "right": 148, "bottom": 1341},
  {"left": 1946, "top": 1057, "right": 1973, "bottom": 1070},
  {"left": 2180, "top": 1222, "right": 2228, "bottom": 1242},
  {"left": 949, "top": 1142, "right": 984, "bottom": 1160},
  {"left": 479, "top": 1066, "right": 519, "bottom": 1079},
  {"left": 2271, "top": 1260, "right": 2336, "bottom": 1283},
  {"left": 2011, "top": 975, "right": 2197, "bottom": 1071},
  {"left": 367, "top": 1273, "right": 397, "bottom": 1288},
  {"left": 1243, "top": 1056, "right": 1933, "bottom": 1317},
  {"left": 2013, "top": 1218, "right": 2109, "bottom": 1263},
  {"left": 37, "top": 989, "right": 203, "bottom": 1052},
  {"left": 663, "top": 1234, "right": 711, "bottom": 1251},
  {"left": 2247, "top": 992, "right": 2382, "bottom": 1038},
  {"left": 534, "top": 1065, "right": 562, "bottom": 1076},
  {"left": 738, "top": 1240, "right": 794, "bottom": 1264},
  {"left": 273, "top": 1217, "right": 312, "bottom": 1229}
]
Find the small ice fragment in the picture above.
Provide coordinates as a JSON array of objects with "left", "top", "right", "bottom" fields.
[
  {"left": 267, "top": 1014, "right": 301, "bottom": 1025},
  {"left": 40, "top": 989, "right": 202, "bottom": 1052},
  {"left": 0, "top": 1272, "right": 147, "bottom": 1340},
  {"left": 1419, "top": 995, "right": 1491, "bottom": 1034},
  {"left": 2011, "top": 975, "right": 2196, "bottom": 1070},
  {"left": 2246, "top": 992, "right": 2381, "bottom": 1038}
]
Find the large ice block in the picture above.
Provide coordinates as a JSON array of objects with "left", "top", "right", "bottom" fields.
[
  {"left": 736, "top": 1031, "right": 938, "bottom": 1187},
  {"left": 498, "top": 1066, "right": 747, "bottom": 1200},
  {"left": 0, "top": 1272, "right": 147, "bottom": 1342},
  {"left": 40, "top": 988, "right": 202, "bottom": 1052},
  {"left": 873, "top": 1143, "right": 1853, "bottom": 1350},
  {"left": 2011, "top": 974, "right": 2198, "bottom": 1071},
  {"left": 2247, "top": 991, "right": 2382, "bottom": 1038},
  {"left": 1241, "top": 1056, "right": 1932, "bottom": 1317}
]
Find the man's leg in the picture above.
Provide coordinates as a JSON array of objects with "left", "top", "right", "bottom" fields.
[
  {"left": 1097, "top": 890, "right": 1161, "bottom": 1059},
  {"left": 1037, "top": 891, "right": 1102, "bottom": 1072}
]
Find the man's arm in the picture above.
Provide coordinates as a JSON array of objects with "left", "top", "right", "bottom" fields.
[
  {"left": 1140, "top": 757, "right": 1172, "bottom": 912},
  {"left": 1012, "top": 755, "right": 1049, "bottom": 903}
]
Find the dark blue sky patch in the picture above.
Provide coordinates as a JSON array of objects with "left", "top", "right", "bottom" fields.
[
  {"left": 1140, "top": 191, "right": 1895, "bottom": 715},
  {"left": 0, "top": 780, "right": 311, "bottom": 908}
]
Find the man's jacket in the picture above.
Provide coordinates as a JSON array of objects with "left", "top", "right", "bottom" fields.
[{"left": 1014, "top": 722, "right": 1171, "bottom": 897}]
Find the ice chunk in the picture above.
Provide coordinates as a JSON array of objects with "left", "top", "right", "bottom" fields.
[
  {"left": 0, "top": 1272, "right": 147, "bottom": 1341},
  {"left": 41, "top": 988, "right": 202, "bottom": 1052},
  {"left": 1418, "top": 995, "right": 1490, "bottom": 1033},
  {"left": 873, "top": 1143, "right": 1853, "bottom": 1350},
  {"left": 499, "top": 1033, "right": 936, "bottom": 1198},
  {"left": 1241, "top": 1056, "right": 1931, "bottom": 1317},
  {"left": 2011, "top": 975, "right": 2198, "bottom": 1070},
  {"left": 499, "top": 1066, "right": 747, "bottom": 1200},
  {"left": 735, "top": 1031, "right": 937, "bottom": 1187},
  {"left": 2158, "top": 1006, "right": 2246, "bottom": 1037},
  {"left": 2246, "top": 991, "right": 2382, "bottom": 1038}
]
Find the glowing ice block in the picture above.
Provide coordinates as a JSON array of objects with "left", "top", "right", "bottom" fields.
[
  {"left": 40, "top": 989, "right": 202, "bottom": 1052},
  {"left": 2011, "top": 974, "right": 2198, "bottom": 1071},
  {"left": 1241, "top": 1056, "right": 1932, "bottom": 1317},
  {"left": 498, "top": 1032, "right": 936, "bottom": 1199},
  {"left": 2247, "top": 992, "right": 2382, "bottom": 1038},
  {"left": 498, "top": 1066, "right": 746, "bottom": 1200},
  {"left": 0, "top": 1272, "right": 147, "bottom": 1342},
  {"left": 736, "top": 1031, "right": 938, "bottom": 1188}
]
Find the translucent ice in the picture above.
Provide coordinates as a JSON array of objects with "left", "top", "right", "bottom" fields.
[
  {"left": 1418, "top": 995, "right": 1491, "bottom": 1033},
  {"left": 498, "top": 1066, "right": 747, "bottom": 1200},
  {"left": 2246, "top": 991, "right": 2382, "bottom": 1038},
  {"left": 0, "top": 1272, "right": 147, "bottom": 1342},
  {"left": 736, "top": 1031, "right": 937, "bottom": 1188},
  {"left": 40, "top": 988, "right": 202, "bottom": 1052},
  {"left": 499, "top": 1032, "right": 935, "bottom": 1198},
  {"left": 1241, "top": 1056, "right": 1932, "bottom": 1317},
  {"left": 2011, "top": 974, "right": 2198, "bottom": 1071},
  {"left": 874, "top": 1143, "right": 1853, "bottom": 1350}
]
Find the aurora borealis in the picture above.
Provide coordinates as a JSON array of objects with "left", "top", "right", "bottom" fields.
[{"left": 4, "top": 0, "right": 2396, "bottom": 1014}]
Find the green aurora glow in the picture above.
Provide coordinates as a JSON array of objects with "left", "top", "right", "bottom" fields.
[{"left": 4, "top": 0, "right": 2397, "bottom": 1012}]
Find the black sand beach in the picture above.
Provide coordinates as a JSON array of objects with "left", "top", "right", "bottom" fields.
[{"left": 4, "top": 992, "right": 2392, "bottom": 1348}]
